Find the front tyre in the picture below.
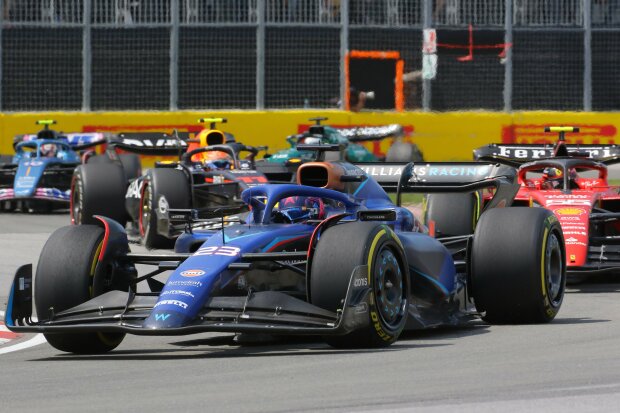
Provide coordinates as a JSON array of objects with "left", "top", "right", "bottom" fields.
[
  {"left": 34, "top": 225, "right": 126, "bottom": 353},
  {"left": 311, "top": 222, "right": 408, "bottom": 348},
  {"left": 471, "top": 208, "right": 565, "bottom": 323},
  {"left": 140, "top": 169, "right": 190, "bottom": 249},
  {"left": 71, "top": 163, "right": 127, "bottom": 226}
]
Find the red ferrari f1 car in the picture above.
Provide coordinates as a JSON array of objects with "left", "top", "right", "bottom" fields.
[{"left": 460, "top": 126, "right": 620, "bottom": 279}]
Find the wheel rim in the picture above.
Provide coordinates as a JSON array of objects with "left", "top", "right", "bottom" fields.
[
  {"left": 374, "top": 247, "right": 406, "bottom": 327},
  {"left": 71, "top": 179, "right": 82, "bottom": 224},
  {"left": 545, "top": 232, "right": 564, "bottom": 306},
  {"left": 139, "top": 182, "right": 151, "bottom": 238}
]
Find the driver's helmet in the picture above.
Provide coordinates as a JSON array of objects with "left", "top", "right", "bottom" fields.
[
  {"left": 40, "top": 143, "right": 57, "bottom": 158},
  {"left": 202, "top": 151, "right": 233, "bottom": 170},
  {"left": 299, "top": 135, "right": 322, "bottom": 145},
  {"left": 542, "top": 167, "right": 562, "bottom": 181},
  {"left": 273, "top": 196, "right": 326, "bottom": 223}
]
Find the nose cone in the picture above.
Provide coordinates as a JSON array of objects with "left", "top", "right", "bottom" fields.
[
  {"left": 143, "top": 310, "right": 190, "bottom": 329},
  {"left": 14, "top": 161, "right": 41, "bottom": 197},
  {"left": 14, "top": 178, "right": 37, "bottom": 197}
]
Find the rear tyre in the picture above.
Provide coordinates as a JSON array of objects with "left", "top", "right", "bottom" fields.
[
  {"left": 85, "top": 154, "right": 113, "bottom": 165},
  {"left": 385, "top": 142, "right": 424, "bottom": 163},
  {"left": 87, "top": 153, "right": 141, "bottom": 181},
  {"left": 471, "top": 208, "right": 565, "bottom": 323},
  {"left": 424, "top": 193, "right": 481, "bottom": 237},
  {"left": 34, "top": 225, "right": 126, "bottom": 353},
  {"left": 140, "top": 168, "right": 190, "bottom": 249},
  {"left": 119, "top": 154, "right": 141, "bottom": 180},
  {"left": 311, "top": 222, "right": 408, "bottom": 348},
  {"left": 71, "top": 163, "right": 127, "bottom": 226}
]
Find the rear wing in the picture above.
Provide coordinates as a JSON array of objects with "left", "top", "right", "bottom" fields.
[
  {"left": 334, "top": 124, "right": 404, "bottom": 142},
  {"left": 107, "top": 132, "right": 192, "bottom": 156},
  {"left": 357, "top": 162, "right": 519, "bottom": 209},
  {"left": 14, "top": 133, "right": 108, "bottom": 150},
  {"left": 13, "top": 131, "right": 194, "bottom": 155},
  {"left": 474, "top": 143, "right": 620, "bottom": 166}
]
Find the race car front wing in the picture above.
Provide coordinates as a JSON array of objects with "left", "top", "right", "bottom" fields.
[{"left": 5, "top": 263, "right": 372, "bottom": 337}]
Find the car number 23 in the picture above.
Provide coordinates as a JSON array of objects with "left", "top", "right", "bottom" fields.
[{"left": 193, "top": 246, "right": 241, "bottom": 257}]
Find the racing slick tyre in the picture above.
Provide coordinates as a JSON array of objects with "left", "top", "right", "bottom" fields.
[
  {"left": 85, "top": 154, "right": 114, "bottom": 165},
  {"left": 311, "top": 222, "right": 408, "bottom": 348},
  {"left": 118, "top": 154, "right": 141, "bottom": 181},
  {"left": 34, "top": 225, "right": 126, "bottom": 353},
  {"left": 471, "top": 208, "right": 565, "bottom": 324},
  {"left": 140, "top": 168, "right": 190, "bottom": 249},
  {"left": 71, "top": 163, "right": 127, "bottom": 227},
  {"left": 0, "top": 154, "right": 12, "bottom": 164},
  {"left": 385, "top": 142, "right": 424, "bottom": 163},
  {"left": 87, "top": 154, "right": 141, "bottom": 181},
  {"left": 424, "top": 192, "right": 481, "bottom": 237}
]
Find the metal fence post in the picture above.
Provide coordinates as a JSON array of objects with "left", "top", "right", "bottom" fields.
[
  {"left": 583, "top": 0, "right": 592, "bottom": 111},
  {"left": 256, "top": 0, "right": 266, "bottom": 110},
  {"left": 170, "top": 0, "right": 180, "bottom": 111},
  {"left": 339, "top": 0, "right": 349, "bottom": 110},
  {"left": 82, "top": 0, "right": 92, "bottom": 111},
  {"left": 503, "top": 0, "right": 513, "bottom": 112},
  {"left": 422, "top": 0, "right": 432, "bottom": 111}
]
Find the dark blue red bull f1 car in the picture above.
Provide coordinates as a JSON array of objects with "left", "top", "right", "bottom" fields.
[
  {"left": 5, "top": 151, "right": 566, "bottom": 353},
  {"left": 71, "top": 119, "right": 270, "bottom": 249}
]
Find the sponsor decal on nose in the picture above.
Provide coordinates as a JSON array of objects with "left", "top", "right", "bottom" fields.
[
  {"left": 556, "top": 208, "right": 586, "bottom": 215},
  {"left": 180, "top": 269, "right": 205, "bottom": 277}
]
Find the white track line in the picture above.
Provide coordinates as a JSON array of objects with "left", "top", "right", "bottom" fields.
[
  {"left": 0, "top": 334, "right": 47, "bottom": 355},
  {"left": 0, "top": 310, "right": 47, "bottom": 355}
]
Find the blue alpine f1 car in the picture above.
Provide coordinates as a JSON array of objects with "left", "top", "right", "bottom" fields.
[
  {"left": 0, "top": 120, "right": 141, "bottom": 212},
  {"left": 5, "top": 148, "right": 566, "bottom": 353},
  {"left": 0, "top": 120, "right": 108, "bottom": 211}
]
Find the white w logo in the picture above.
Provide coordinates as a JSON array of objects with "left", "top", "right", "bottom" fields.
[{"left": 155, "top": 313, "right": 171, "bottom": 321}]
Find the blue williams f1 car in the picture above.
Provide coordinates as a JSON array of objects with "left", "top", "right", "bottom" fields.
[{"left": 5, "top": 151, "right": 566, "bottom": 353}]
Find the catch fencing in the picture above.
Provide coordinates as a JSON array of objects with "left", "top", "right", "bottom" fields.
[{"left": 0, "top": 0, "right": 618, "bottom": 112}]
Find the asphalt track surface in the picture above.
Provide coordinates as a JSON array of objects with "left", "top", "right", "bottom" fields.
[{"left": 2, "top": 213, "right": 620, "bottom": 412}]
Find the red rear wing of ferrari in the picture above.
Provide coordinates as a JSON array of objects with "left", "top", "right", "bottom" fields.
[{"left": 475, "top": 143, "right": 620, "bottom": 166}]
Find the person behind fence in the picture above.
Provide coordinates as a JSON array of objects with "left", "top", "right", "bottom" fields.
[{"left": 349, "top": 87, "right": 375, "bottom": 112}]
